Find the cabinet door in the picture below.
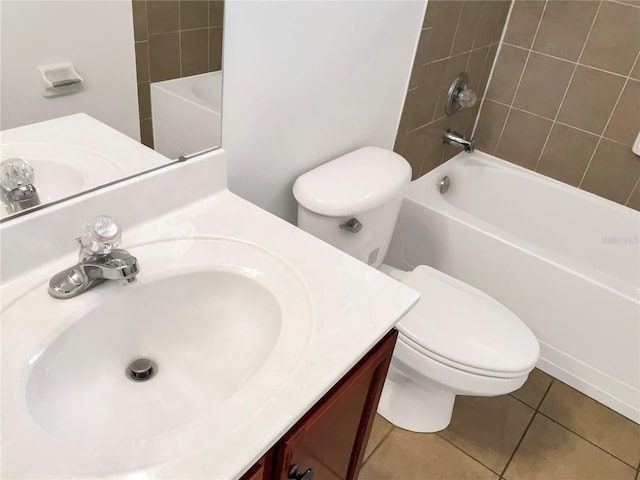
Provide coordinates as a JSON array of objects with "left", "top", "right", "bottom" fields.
[
  {"left": 274, "top": 330, "right": 397, "bottom": 480},
  {"left": 240, "top": 451, "right": 273, "bottom": 480}
]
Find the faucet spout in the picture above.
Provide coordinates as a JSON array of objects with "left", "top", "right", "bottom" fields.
[
  {"left": 443, "top": 129, "right": 475, "bottom": 153},
  {"left": 84, "top": 250, "right": 139, "bottom": 281},
  {"left": 48, "top": 216, "right": 139, "bottom": 299},
  {"left": 48, "top": 249, "right": 139, "bottom": 299}
]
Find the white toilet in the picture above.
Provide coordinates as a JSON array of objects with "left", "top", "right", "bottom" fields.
[{"left": 293, "top": 146, "right": 540, "bottom": 432}]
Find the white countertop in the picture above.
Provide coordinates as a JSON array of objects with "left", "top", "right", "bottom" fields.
[{"left": 1, "top": 148, "right": 420, "bottom": 479}]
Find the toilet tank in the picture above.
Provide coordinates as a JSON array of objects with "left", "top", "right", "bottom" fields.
[{"left": 293, "top": 147, "right": 411, "bottom": 268}]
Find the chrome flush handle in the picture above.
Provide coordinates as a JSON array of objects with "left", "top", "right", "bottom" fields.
[{"left": 339, "top": 217, "right": 362, "bottom": 233}]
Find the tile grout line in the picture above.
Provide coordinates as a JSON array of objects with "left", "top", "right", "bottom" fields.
[
  {"left": 535, "top": 0, "right": 603, "bottom": 173},
  {"left": 144, "top": 0, "right": 151, "bottom": 85},
  {"left": 536, "top": 378, "right": 639, "bottom": 470},
  {"left": 435, "top": 431, "right": 504, "bottom": 477},
  {"left": 484, "top": 98, "right": 634, "bottom": 149},
  {"left": 624, "top": 176, "right": 640, "bottom": 207},
  {"left": 362, "top": 425, "right": 395, "bottom": 466},
  {"left": 494, "top": 0, "right": 549, "bottom": 154},
  {"left": 144, "top": 0, "right": 152, "bottom": 138},
  {"left": 147, "top": 26, "right": 211, "bottom": 37},
  {"left": 578, "top": 71, "right": 632, "bottom": 189},
  {"left": 206, "top": 2, "right": 211, "bottom": 72},
  {"left": 470, "top": 0, "right": 514, "bottom": 139},
  {"left": 470, "top": 41, "right": 498, "bottom": 116},
  {"left": 498, "top": 411, "right": 539, "bottom": 480},
  {"left": 501, "top": 41, "right": 637, "bottom": 81},
  {"left": 609, "top": 0, "right": 640, "bottom": 8},
  {"left": 534, "top": 379, "right": 554, "bottom": 413},
  {"left": 577, "top": 42, "right": 638, "bottom": 190},
  {"left": 469, "top": 36, "right": 492, "bottom": 130},
  {"left": 447, "top": 2, "right": 466, "bottom": 59},
  {"left": 424, "top": 42, "right": 502, "bottom": 69},
  {"left": 470, "top": 1, "right": 489, "bottom": 53},
  {"left": 536, "top": 410, "right": 640, "bottom": 470},
  {"left": 177, "top": 2, "right": 183, "bottom": 77},
  {"left": 621, "top": 52, "right": 640, "bottom": 205},
  {"left": 628, "top": 50, "right": 640, "bottom": 80},
  {"left": 498, "top": 380, "right": 554, "bottom": 479}
]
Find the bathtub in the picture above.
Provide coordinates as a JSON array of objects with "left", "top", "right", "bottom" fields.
[
  {"left": 385, "top": 151, "right": 640, "bottom": 422},
  {"left": 151, "top": 71, "right": 222, "bottom": 159}
]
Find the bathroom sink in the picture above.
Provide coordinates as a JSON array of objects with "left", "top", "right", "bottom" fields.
[{"left": 1, "top": 237, "right": 312, "bottom": 476}]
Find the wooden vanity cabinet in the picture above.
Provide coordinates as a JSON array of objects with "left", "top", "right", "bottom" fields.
[
  {"left": 240, "top": 329, "right": 397, "bottom": 480},
  {"left": 241, "top": 452, "right": 274, "bottom": 480}
]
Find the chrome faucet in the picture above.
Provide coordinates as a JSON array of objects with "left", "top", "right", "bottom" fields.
[
  {"left": 443, "top": 129, "right": 475, "bottom": 153},
  {"left": 48, "top": 216, "right": 139, "bottom": 299},
  {"left": 0, "top": 158, "right": 40, "bottom": 214}
]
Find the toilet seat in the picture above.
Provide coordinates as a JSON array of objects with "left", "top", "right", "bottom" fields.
[
  {"left": 397, "top": 332, "right": 529, "bottom": 379},
  {"left": 396, "top": 265, "right": 539, "bottom": 377}
]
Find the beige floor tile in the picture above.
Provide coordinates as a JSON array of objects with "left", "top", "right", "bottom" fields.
[
  {"left": 364, "top": 414, "right": 394, "bottom": 461},
  {"left": 359, "top": 428, "right": 498, "bottom": 480},
  {"left": 439, "top": 394, "right": 535, "bottom": 474},
  {"left": 539, "top": 381, "right": 640, "bottom": 467},
  {"left": 511, "top": 368, "right": 554, "bottom": 409},
  {"left": 504, "top": 414, "right": 636, "bottom": 480}
]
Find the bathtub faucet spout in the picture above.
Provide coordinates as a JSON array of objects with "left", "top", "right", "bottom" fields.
[{"left": 443, "top": 129, "right": 475, "bottom": 153}]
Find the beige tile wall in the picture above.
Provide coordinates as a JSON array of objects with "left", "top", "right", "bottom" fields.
[
  {"left": 394, "top": 1, "right": 512, "bottom": 180},
  {"left": 475, "top": 0, "right": 640, "bottom": 210},
  {"left": 132, "top": 0, "right": 224, "bottom": 148}
]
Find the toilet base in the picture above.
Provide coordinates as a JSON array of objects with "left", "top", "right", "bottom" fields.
[
  {"left": 377, "top": 336, "right": 532, "bottom": 433},
  {"left": 378, "top": 362, "right": 456, "bottom": 433}
]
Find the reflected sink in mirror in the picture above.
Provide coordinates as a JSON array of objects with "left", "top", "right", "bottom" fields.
[
  {"left": 0, "top": 143, "right": 123, "bottom": 219},
  {"left": 2, "top": 237, "right": 313, "bottom": 476},
  {"left": 0, "top": 114, "right": 171, "bottom": 221}
]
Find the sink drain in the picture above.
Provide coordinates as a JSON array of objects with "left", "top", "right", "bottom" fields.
[{"left": 126, "top": 358, "right": 157, "bottom": 382}]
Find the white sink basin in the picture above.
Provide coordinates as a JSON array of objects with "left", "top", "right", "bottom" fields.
[{"left": 2, "top": 237, "right": 312, "bottom": 476}]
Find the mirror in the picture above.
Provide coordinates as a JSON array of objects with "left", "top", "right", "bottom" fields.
[{"left": 0, "top": 0, "right": 224, "bottom": 221}]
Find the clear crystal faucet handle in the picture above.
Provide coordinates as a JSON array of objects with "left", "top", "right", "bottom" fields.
[
  {"left": 457, "top": 88, "right": 477, "bottom": 108},
  {"left": 78, "top": 215, "right": 122, "bottom": 258},
  {"left": 0, "top": 158, "right": 35, "bottom": 190}
]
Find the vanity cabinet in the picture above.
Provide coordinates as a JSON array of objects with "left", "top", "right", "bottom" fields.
[
  {"left": 242, "top": 452, "right": 274, "bottom": 480},
  {"left": 240, "top": 329, "right": 397, "bottom": 480}
]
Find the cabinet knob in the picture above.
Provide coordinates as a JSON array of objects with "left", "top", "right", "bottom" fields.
[{"left": 288, "top": 465, "right": 314, "bottom": 480}]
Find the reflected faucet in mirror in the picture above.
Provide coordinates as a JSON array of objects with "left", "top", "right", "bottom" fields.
[{"left": 0, "top": 158, "right": 41, "bottom": 215}]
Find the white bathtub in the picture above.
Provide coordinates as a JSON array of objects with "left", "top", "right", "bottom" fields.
[
  {"left": 385, "top": 151, "right": 640, "bottom": 422},
  {"left": 151, "top": 71, "right": 222, "bottom": 159}
]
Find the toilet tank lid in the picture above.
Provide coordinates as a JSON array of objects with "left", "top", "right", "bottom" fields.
[{"left": 293, "top": 147, "right": 412, "bottom": 217}]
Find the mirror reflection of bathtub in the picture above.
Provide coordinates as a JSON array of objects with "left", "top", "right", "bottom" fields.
[
  {"left": 0, "top": 114, "right": 169, "bottom": 219},
  {"left": 151, "top": 72, "right": 223, "bottom": 160}
]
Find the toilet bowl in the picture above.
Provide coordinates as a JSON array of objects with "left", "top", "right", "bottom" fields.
[
  {"left": 377, "top": 264, "right": 538, "bottom": 431},
  {"left": 293, "top": 146, "right": 540, "bottom": 432}
]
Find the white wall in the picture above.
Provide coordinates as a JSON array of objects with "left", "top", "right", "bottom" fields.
[
  {"left": 222, "top": 0, "right": 425, "bottom": 222},
  {"left": 0, "top": 1, "right": 139, "bottom": 140}
]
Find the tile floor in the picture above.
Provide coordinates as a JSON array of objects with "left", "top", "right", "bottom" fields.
[{"left": 360, "top": 369, "right": 640, "bottom": 480}]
